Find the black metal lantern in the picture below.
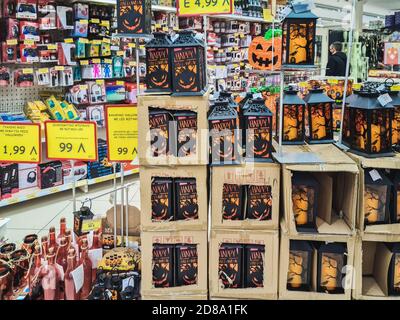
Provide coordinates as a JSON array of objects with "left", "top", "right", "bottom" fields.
[
  {"left": 170, "top": 31, "right": 207, "bottom": 96},
  {"left": 116, "top": 0, "right": 152, "bottom": 37},
  {"left": 364, "top": 169, "right": 392, "bottom": 226},
  {"left": 303, "top": 88, "right": 335, "bottom": 143},
  {"left": 145, "top": 33, "right": 172, "bottom": 93},
  {"left": 291, "top": 172, "right": 319, "bottom": 232},
  {"left": 390, "top": 89, "right": 400, "bottom": 150},
  {"left": 282, "top": 7, "right": 318, "bottom": 67},
  {"left": 243, "top": 97, "right": 273, "bottom": 162},
  {"left": 342, "top": 89, "right": 395, "bottom": 157},
  {"left": 287, "top": 240, "right": 313, "bottom": 291},
  {"left": 317, "top": 243, "right": 347, "bottom": 294},
  {"left": 208, "top": 99, "right": 240, "bottom": 166},
  {"left": 390, "top": 171, "right": 400, "bottom": 224},
  {"left": 277, "top": 87, "right": 306, "bottom": 145},
  {"left": 387, "top": 243, "right": 400, "bottom": 296}
]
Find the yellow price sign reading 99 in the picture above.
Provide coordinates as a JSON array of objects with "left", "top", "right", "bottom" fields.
[
  {"left": 0, "top": 123, "right": 41, "bottom": 163},
  {"left": 45, "top": 121, "right": 98, "bottom": 161},
  {"left": 177, "top": 0, "right": 232, "bottom": 16},
  {"left": 105, "top": 105, "right": 138, "bottom": 163}
]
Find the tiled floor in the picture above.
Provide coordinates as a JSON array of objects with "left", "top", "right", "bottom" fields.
[{"left": 0, "top": 174, "right": 140, "bottom": 244}]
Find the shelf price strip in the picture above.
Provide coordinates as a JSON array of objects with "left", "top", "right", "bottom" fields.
[
  {"left": 0, "top": 123, "right": 41, "bottom": 163},
  {"left": 177, "top": 0, "right": 233, "bottom": 16},
  {"left": 105, "top": 105, "right": 138, "bottom": 163},
  {"left": 45, "top": 121, "right": 98, "bottom": 161}
]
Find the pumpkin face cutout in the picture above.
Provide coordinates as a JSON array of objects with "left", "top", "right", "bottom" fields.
[
  {"left": 152, "top": 245, "right": 174, "bottom": 288},
  {"left": 175, "top": 245, "right": 198, "bottom": 287},
  {"left": 148, "top": 64, "right": 169, "bottom": 89},
  {"left": 222, "top": 184, "right": 244, "bottom": 221},
  {"left": 118, "top": 0, "right": 145, "bottom": 34},
  {"left": 176, "top": 65, "right": 197, "bottom": 91},
  {"left": 248, "top": 36, "right": 281, "bottom": 70}
]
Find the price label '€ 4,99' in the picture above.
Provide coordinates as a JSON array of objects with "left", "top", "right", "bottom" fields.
[
  {"left": 0, "top": 123, "right": 41, "bottom": 163},
  {"left": 177, "top": 0, "right": 232, "bottom": 16}
]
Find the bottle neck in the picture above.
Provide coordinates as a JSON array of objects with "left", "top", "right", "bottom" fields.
[
  {"left": 49, "top": 232, "right": 56, "bottom": 246},
  {"left": 34, "top": 253, "right": 41, "bottom": 268},
  {"left": 60, "top": 223, "right": 66, "bottom": 236}
]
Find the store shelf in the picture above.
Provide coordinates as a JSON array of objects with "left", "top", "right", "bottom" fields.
[
  {"left": 152, "top": 5, "right": 177, "bottom": 13},
  {"left": 211, "top": 14, "right": 267, "bottom": 23},
  {"left": 87, "top": 167, "right": 139, "bottom": 185}
]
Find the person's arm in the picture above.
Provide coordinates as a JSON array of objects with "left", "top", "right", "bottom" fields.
[{"left": 326, "top": 56, "right": 335, "bottom": 76}]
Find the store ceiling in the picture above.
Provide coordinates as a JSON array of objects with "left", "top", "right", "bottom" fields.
[{"left": 365, "top": 0, "right": 400, "bottom": 11}]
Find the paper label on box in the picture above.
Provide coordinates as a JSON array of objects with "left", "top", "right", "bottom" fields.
[
  {"left": 88, "top": 248, "right": 103, "bottom": 269},
  {"left": 369, "top": 169, "right": 382, "bottom": 181},
  {"left": 378, "top": 93, "right": 393, "bottom": 107},
  {"left": 55, "top": 263, "right": 65, "bottom": 281},
  {"left": 151, "top": 235, "right": 194, "bottom": 244},
  {"left": 224, "top": 169, "right": 267, "bottom": 185},
  {"left": 122, "top": 276, "right": 135, "bottom": 290},
  {"left": 71, "top": 264, "right": 84, "bottom": 293}
]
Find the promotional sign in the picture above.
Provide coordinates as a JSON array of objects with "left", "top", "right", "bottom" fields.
[
  {"left": 45, "top": 121, "right": 98, "bottom": 161},
  {"left": 105, "top": 105, "right": 138, "bottom": 162},
  {"left": 0, "top": 123, "right": 41, "bottom": 163},
  {"left": 384, "top": 43, "right": 400, "bottom": 65},
  {"left": 177, "top": 0, "right": 233, "bottom": 16}
]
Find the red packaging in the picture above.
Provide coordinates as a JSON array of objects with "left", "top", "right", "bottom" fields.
[
  {"left": 3, "top": 0, "right": 17, "bottom": 18},
  {"left": 4, "top": 18, "right": 19, "bottom": 40},
  {"left": 0, "top": 66, "right": 11, "bottom": 86},
  {"left": 14, "top": 69, "right": 34, "bottom": 87},
  {"left": 125, "top": 82, "right": 137, "bottom": 103},
  {"left": 19, "top": 44, "right": 39, "bottom": 63},
  {"left": 2, "top": 43, "right": 17, "bottom": 62},
  {"left": 19, "top": 21, "right": 40, "bottom": 41}
]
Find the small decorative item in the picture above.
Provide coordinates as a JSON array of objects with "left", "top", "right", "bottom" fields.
[
  {"left": 244, "top": 244, "right": 265, "bottom": 288},
  {"left": 73, "top": 206, "right": 96, "bottom": 236},
  {"left": 174, "top": 111, "right": 197, "bottom": 157},
  {"left": 151, "top": 177, "right": 174, "bottom": 222},
  {"left": 387, "top": 243, "right": 400, "bottom": 296},
  {"left": 277, "top": 87, "right": 306, "bottom": 145},
  {"left": 222, "top": 184, "right": 245, "bottom": 220},
  {"left": 248, "top": 29, "right": 282, "bottom": 71},
  {"left": 152, "top": 244, "right": 174, "bottom": 288},
  {"left": 116, "top": 0, "right": 151, "bottom": 37},
  {"left": 390, "top": 88, "right": 400, "bottom": 150},
  {"left": 170, "top": 31, "right": 207, "bottom": 96},
  {"left": 317, "top": 243, "right": 347, "bottom": 294},
  {"left": 364, "top": 169, "right": 392, "bottom": 226},
  {"left": 287, "top": 240, "right": 313, "bottom": 291},
  {"left": 218, "top": 243, "right": 243, "bottom": 289},
  {"left": 148, "top": 108, "right": 172, "bottom": 157},
  {"left": 243, "top": 97, "right": 273, "bottom": 162},
  {"left": 282, "top": 4, "right": 318, "bottom": 67},
  {"left": 291, "top": 172, "right": 319, "bottom": 232},
  {"left": 246, "top": 185, "right": 272, "bottom": 220},
  {"left": 342, "top": 89, "right": 394, "bottom": 157},
  {"left": 174, "top": 178, "right": 198, "bottom": 221},
  {"left": 303, "top": 87, "right": 335, "bottom": 143},
  {"left": 145, "top": 32, "right": 172, "bottom": 93},
  {"left": 175, "top": 244, "right": 198, "bottom": 287}
]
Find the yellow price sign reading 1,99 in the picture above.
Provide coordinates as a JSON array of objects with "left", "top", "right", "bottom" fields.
[
  {"left": 0, "top": 123, "right": 41, "bottom": 163},
  {"left": 45, "top": 121, "right": 98, "bottom": 161},
  {"left": 105, "top": 105, "right": 138, "bottom": 163},
  {"left": 177, "top": 0, "right": 232, "bottom": 16}
]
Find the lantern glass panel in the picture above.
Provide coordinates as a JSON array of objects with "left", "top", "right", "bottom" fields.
[
  {"left": 342, "top": 106, "right": 351, "bottom": 146},
  {"left": 282, "top": 104, "right": 305, "bottom": 142},
  {"left": 371, "top": 109, "right": 391, "bottom": 154},
  {"left": 287, "top": 240, "right": 313, "bottom": 291},
  {"left": 364, "top": 184, "right": 388, "bottom": 225},
  {"left": 309, "top": 102, "right": 333, "bottom": 141},
  {"left": 353, "top": 109, "right": 368, "bottom": 152},
  {"left": 393, "top": 252, "right": 400, "bottom": 294}
]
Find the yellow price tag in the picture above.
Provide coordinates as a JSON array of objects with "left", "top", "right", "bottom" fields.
[
  {"left": 47, "top": 44, "right": 57, "bottom": 50},
  {"left": 327, "top": 79, "right": 339, "bottom": 84},
  {"left": 45, "top": 121, "right": 98, "bottom": 161},
  {"left": 391, "top": 85, "right": 400, "bottom": 91},
  {"left": 79, "top": 38, "right": 89, "bottom": 44},
  {"left": 128, "top": 61, "right": 136, "bottom": 66},
  {"left": 105, "top": 105, "right": 138, "bottom": 162},
  {"left": 102, "top": 38, "right": 111, "bottom": 44},
  {"left": 92, "top": 58, "right": 101, "bottom": 64},
  {"left": 81, "top": 218, "right": 102, "bottom": 233},
  {"left": 91, "top": 18, "right": 100, "bottom": 23},
  {"left": 299, "top": 82, "right": 308, "bottom": 87},
  {"left": 6, "top": 39, "right": 18, "bottom": 45},
  {"left": 55, "top": 66, "right": 64, "bottom": 71},
  {"left": 173, "top": 27, "right": 179, "bottom": 31},
  {"left": 177, "top": 0, "right": 232, "bottom": 16},
  {"left": 92, "top": 40, "right": 102, "bottom": 45},
  {"left": 162, "top": 27, "right": 169, "bottom": 31},
  {"left": 22, "top": 68, "right": 34, "bottom": 74},
  {"left": 24, "top": 40, "right": 35, "bottom": 45},
  {"left": 38, "top": 68, "right": 49, "bottom": 74},
  {"left": 128, "top": 43, "right": 135, "bottom": 48},
  {"left": 139, "top": 45, "right": 145, "bottom": 49},
  {"left": 155, "top": 24, "right": 161, "bottom": 28},
  {"left": 353, "top": 83, "right": 362, "bottom": 90},
  {"left": 117, "top": 51, "right": 124, "bottom": 56},
  {"left": 80, "top": 60, "right": 89, "bottom": 65},
  {"left": 79, "top": 85, "right": 88, "bottom": 90},
  {"left": 96, "top": 79, "right": 105, "bottom": 85},
  {"left": 104, "top": 58, "right": 112, "bottom": 64},
  {"left": 0, "top": 123, "right": 41, "bottom": 163},
  {"left": 100, "top": 20, "right": 110, "bottom": 27},
  {"left": 64, "top": 38, "right": 74, "bottom": 43},
  {"left": 79, "top": 19, "right": 88, "bottom": 24},
  {"left": 116, "top": 81, "right": 125, "bottom": 86}
]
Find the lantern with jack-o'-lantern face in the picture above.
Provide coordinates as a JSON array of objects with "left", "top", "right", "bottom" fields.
[
  {"left": 282, "top": 8, "right": 318, "bottom": 67},
  {"left": 145, "top": 33, "right": 172, "bottom": 93},
  {"left": 387, "top": 243, "right": 400, "bottom": 296},
  {"left": 287, "top": 240, "right": 313, "bottom": 291},
  {"left": 117, "top": 0, "right": 151, "bottom": 36},
  {"left": 171, "top": 31, "right": 207, "bottom": 96},
  {"left": 303, "top": 87, "right": 335, "bottom": 143},
  {"left": 248, "top": 36, "right": 282, "bottom": 71}
]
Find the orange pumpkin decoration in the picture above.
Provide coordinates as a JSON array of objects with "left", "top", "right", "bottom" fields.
[{"left": 248, "top": 36, "right": 282, "bottom": 71}]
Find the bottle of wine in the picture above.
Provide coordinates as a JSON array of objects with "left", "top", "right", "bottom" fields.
[
  {"left": 64, "top": 248, "right": 79, "bottom": 300},
  {"left": 40, "top": 247, "right": 62, "bottom": 300},
  {"left": 41, "top": 236, "right": 49, "bottom": 260},
  {"left": 57, "top": 217, "right": 67, "bottom": 244},
  {"left": 79, "top": 239, "right": 93, "bottom": 300},
  {"left": 48, "top": 227, "right": 58, "bottom": 253}
]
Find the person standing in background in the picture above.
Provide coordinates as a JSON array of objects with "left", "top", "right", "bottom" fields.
[{"left": 326, "top": 42, "right": 347, "bottom": 76}]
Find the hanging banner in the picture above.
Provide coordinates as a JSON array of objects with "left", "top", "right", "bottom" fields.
[
  {"left": 45, "top": 121, "right": 98, "bottom": 161},
  {"left": 177, "top": 0, "right": 233, "bottom": 16},
  {"left": 116, "top": 0, "right": 152, "bottom": 36},
  {"left": 0, "top": 123, "right": 41, "bottom": 163},
  {"left": 105, "top": 105, "right": 138, "bottom": 163}
]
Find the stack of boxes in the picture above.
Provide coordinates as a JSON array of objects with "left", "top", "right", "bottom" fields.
[
  {"left": 138, "top": 93, "right": 209, "bottom": 300},
  {"left": 87, "top": 138, "right": 120, "bottom": 179}
]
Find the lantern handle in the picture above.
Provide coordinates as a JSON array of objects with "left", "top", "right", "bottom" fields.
[{"left": 384, "top": 78, "right": 395, "bottom": 90}]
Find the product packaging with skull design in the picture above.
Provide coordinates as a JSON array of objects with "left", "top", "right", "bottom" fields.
[
  {"left": 246, "top": 185, "right": 272, "bottom": 221},
  {"left": 148, "top": 108, "right": 172, "bottom": 157},
  {"left": 222, "top": 183, "right": 245, "bottom": 220},
  {"left": 151, "top": 177, "right": 174, "bottom": 222},
  {"left": 174, "top": 111, "right": 197, "bottom": 157},
  {"left": 152, "top": 244, "right": 174, "bottom": 288},
  {"left": 244, "top": 244, "right": 265, "bottom": 288},
  {"left": 175, "top": 178, "right": 199, "bottom": 221},
  {"left": 175, "top": 244, "right": 198, "bottom": 287},
  {"left": 218, "top": 243, "right": 243, "bottom": 289}
]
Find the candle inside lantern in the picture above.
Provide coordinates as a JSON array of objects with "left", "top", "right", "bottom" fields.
[
  {"left": 288, "top": 252, "right": 303, "bottom": 288},
  {"left": 311, "top": 106, "right": 326, "bottom": 139},
  {"left": 321, "top": 254, "right": 338, "bottom": 291},
  {"left": 284, "top": 106, "right": 299, "bottom": 141},
  {"left": 292, "top": 186, "right": 309, "bottom": 226},
  {"left": 395, "top": 255, "right": 400, "bottom": 292},
  {"left": 364, "top": 188, "right": 381, "bottom": 224}
]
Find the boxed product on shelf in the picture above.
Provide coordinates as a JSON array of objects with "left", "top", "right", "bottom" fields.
[
  {"left": 209, "top": 229, "right": 279, "bottom": 300},
  {"left": 279, "top": 221, "right": 355, "bottom": 300},
  {"left": 141, "top": 230, "right": 208, "bottom": 297},
  {"left": 14, "top": 69, "right": 34, "bottom": 87},
  {"left": 16, "top": 0, "right": 37, "bottom": 20},
  {"left": 0, "top": 163, "right": 19, "bottom": 199},
  {"left": 0, "top": 66, "right": 11, "bottom": 86},
  {"left": 74, "top": 2, "right": 89, "bottom": 20},
  {"left": 3, "top": 0, "right": 17, "bottom": 18},
  {"left": 37, "top": 161, "right": 63, "bottom": 189},
  {"left": 61, "top": 161, "right": 87, "bottom": 185},
  {"left": 105, "top": 81, "right": 126, "bottom": 102},
  {"left": 138, "top": 92, "right": 209, "bottom": 166},
  {"left": 140, "top": 165, "right": 208, "bottom": 232},
  {"left": 58, "top": 43, "right": 77, "bottom": 66},
  {"left": 280, "top": 143, "right": 359, "bottom": 236},
  {"left": 19, "top": 44, "right": 39, "bottom": 63},
  {"left": 211, "top": 162, "right": 280, "bottom": 230},
  {"left": 142, "top": 294, "right": 207, "bottom": 300},
  {"left": 2, "top": 42, "right": 18, "bottom": 63},
  {"left": 87, "top": 139, "right": 120, "bottom": 179},
  {"left": 38, "top": 2, "right": 57, "bottom": 30},
  {"left": 87, "top": 81, "right": 106, "bottom": 104},
  {"left": 56, "top": 6, "right": 74, "bottom": 30},
  {"left": 18, "top": 163, "right": 38, "bottom": 190},
  {"left": 354, "top": 234, "right": 400, "bottom": 300},
  {"left": 87, "top": 105, "right": 105, "bottom": 127}
]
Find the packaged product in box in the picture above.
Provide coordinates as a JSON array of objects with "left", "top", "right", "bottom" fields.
[
  {"left": 87, "top": 139, "right": 120, "bottom": 179},
  {"left": 38, "top": 161, "right": 63, "bottom": 189},
  {"left": 18, "top": 163, "right": 38, "bottom": 190},
  {"left": 138, "top": 92, "right": 209, "bottom": 166},
  {"left": 141, "top": 231, "right": 207, "bottom": 297},
  {"left": 56, "top": 6, "right": 74, "bottom": 30},
  {"left": 16, "top": 0, "right": 37, "bottom": 20},
  {"left": 209, "top": 230, "right": 279, "bottom": 300},
  {"left": 61, "top": 161, "right": 87, "bottom": 185},
  {"left": 140, "top": 166, "right": 207, "bottom": 231},
  {"left": 0, "top": 163, "right": 19, "bottom": 199},
  {"left": 87, "top": 105, "right": 105, "bottom": 127},
  {"left": 211, "top": 162, "right": 280, "bottom": 230}
]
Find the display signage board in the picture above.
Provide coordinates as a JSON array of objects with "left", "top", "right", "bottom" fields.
[
  {"left": 45, "top": 121, "right": 98, "bottom": 161},
  {"left": 0, "top": 123, "right": 41, "bottom": 163},
  {"left": 105, "top": 105, "right": 138, "bottom": 163},
  {"left": 177, "top": 0, "right": 233, "bottom": 16}
]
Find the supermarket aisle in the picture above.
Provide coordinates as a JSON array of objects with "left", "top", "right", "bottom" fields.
[{"left": 0, "top": 175, "right": 140, "bottom": 244}]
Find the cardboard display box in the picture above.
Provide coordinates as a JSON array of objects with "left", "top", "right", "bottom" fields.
[
  {"left": 140, "top": 166, "right": 208, "bottom": 232},
  {"left": 211, "top": 162, "right": 280, "bottom": 230},
  {"left": 142, "top": 294, "right": 208, "bottom": 300},
  {"left": 138, "top": 92, "right": 209, "bottom": 166},
  {"left": 347, "top": 152, "right": 400, "bottom": 235},
  {"left": 354, "top": 233, "right": 400, "bottom": 300},
  {"left": 141, "top": 231, "right": 208, "bottom": 297},
  {"left": 279, "top": 144, "right": 359, "bottom": 236},
  {"left": 279, "top": 221, "right": 355, "bottom": 300},
  {"left": 209, "top": 229, "right": 279, "bottom": 300}
]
